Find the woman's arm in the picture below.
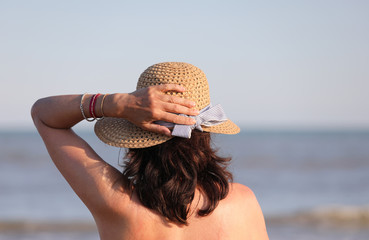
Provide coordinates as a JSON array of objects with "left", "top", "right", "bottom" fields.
[
  {"left": 31, "top": 84, "right": 197, "bottom": 216},
  {"left": 32, "top": 84, "right": 197, "bottom": 134}
]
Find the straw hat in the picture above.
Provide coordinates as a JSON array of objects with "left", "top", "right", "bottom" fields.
[{"left": 94, "top": 62, "right": 240, "bottom": 148}]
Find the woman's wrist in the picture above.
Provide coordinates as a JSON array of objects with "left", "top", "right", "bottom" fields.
[
  {"left": 80, "top": 93, "right": 130, "bottom": 121},
  {"left": 94, "top": 93, "right": 129, "bottom": 119},
  {"left": 81, "top": 94, "right": 98, "bottom": 120}
]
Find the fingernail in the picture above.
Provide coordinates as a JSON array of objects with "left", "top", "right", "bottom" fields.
[
  {"left": 164, "top": 130, "right": 172, "bottom": 137},
  {"left": 191, "top": 101, "right": 196, "bottom": 107},
  {"left": 193, "top": 109, "right": 200, "bottom": 114}
]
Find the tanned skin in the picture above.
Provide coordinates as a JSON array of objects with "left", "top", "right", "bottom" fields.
[{"left": 31, "top": 84, "right": 269, "bottom": 240}]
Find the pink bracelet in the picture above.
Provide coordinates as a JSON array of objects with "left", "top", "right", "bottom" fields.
[{"left": 90, "top": 93, "right": 101, "bottom": 119}]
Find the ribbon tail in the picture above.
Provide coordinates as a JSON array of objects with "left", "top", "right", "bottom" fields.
[
  {"left": 172, "top": 125, "right": 193, "bottom": 138},
  {"left": 198, "top": 104, "right": 228, "bottom": 127}
]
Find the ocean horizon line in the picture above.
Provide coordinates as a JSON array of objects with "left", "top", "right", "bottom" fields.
[{"left": 2, "top": 127, "right": 369, "bottom": 135}]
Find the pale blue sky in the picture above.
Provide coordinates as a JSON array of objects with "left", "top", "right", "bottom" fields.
[{"left": 1, "top": 0, "right": 368, "bottom": 130}]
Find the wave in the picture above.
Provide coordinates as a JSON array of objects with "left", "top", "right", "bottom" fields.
[
  {"left": 266, "top": 205, "right": 369, "bottom": 228},
  {"left": 0, "top": 220, "right": 97, "bottom": 232},
  {"left": 2, "top": 205, "right": 369, "bottom": 232}
]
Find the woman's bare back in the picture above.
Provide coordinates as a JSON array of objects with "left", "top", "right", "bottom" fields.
[{"left": 95, "top": 183, "right": 268, "bottom": 240}]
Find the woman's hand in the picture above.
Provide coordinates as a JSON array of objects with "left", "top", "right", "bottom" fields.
[{"left": 106, "top": 84, "right": 199, "bottom": 136}]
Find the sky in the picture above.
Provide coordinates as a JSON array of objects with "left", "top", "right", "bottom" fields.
[{"left": 1, "top": 0, "right": 368, "bottom": 131}]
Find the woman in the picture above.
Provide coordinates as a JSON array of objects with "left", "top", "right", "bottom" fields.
[{"left": 32, "top": 62, "right": 269, "bottom": 239}]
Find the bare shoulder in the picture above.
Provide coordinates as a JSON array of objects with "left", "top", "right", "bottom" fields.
[
  {"left": 224, "top": 183, "right": 259, "bottom": 208},
  {"left": 229, "top": 182, "right": 256, "bottom": 198},
  {"left": 228, "top": 182, "right": 263, "bottom": 213},
  {"left": 221, "top": 182, "right": 269, "bottom": 239}
]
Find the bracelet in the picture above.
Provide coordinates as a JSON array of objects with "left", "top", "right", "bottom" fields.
[
  {"left": 91, "top": 93, "right": 101, "bottom": 119},
  {"left": 89, "top": 94, "right": 98, "bottom": 120},
  {"left": 80, "top": 93, "right": 95, "bottom": 122},
  {"left": 100, "top": 94, "right": 108, "bottom": 118},
  {"left": 89, "top": 94, "right": 96, "bottom": 120}
]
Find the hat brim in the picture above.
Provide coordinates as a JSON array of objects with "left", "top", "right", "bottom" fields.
[{"left": 94, "top": 118, "right": 240, "bottom": 149}]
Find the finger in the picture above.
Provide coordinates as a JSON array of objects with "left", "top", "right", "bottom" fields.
[
  {"left": 155, "top": 84, "right": 186, "bottom": 93},
  {"left": 143, "top": 123, "right": 172, "bottom": 137},
  {"left": 160, "top": 95, "right": 196, "bottom": 108},
  {"left": 160, "top": 112, "right": 196, "bottom": 125},
  {"left": 162, "top": 102, "right": 199, "bottom": 116}
]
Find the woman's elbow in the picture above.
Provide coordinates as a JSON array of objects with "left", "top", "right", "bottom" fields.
[{"left": 31, "top": 99, "right": 45, "bottom": 127}]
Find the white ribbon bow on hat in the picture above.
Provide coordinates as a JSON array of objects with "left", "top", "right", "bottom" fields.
[{"left": 157, "top": 104, "right": 228, "bottom": 138}]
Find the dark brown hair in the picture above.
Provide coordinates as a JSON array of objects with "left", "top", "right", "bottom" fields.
[{"left": 122, "top": 131, "right": 233, "bottom": 225}]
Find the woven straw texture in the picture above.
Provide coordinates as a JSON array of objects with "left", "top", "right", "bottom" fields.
[{"left": 95, "top": 62, "right": 240, "bottom": 148}]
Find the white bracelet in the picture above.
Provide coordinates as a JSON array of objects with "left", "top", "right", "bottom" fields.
[{"left": 80, "top": 93, "right": 95, "bottom": 122}]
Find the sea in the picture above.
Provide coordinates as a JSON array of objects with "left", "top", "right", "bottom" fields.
[{"left": 1, "top": 129, "right": 369, "bottom": 240}]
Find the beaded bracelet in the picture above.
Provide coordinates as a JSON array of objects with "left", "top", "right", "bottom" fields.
[{"left": 80, "top": 93, "right": 95, "bottom": 122}]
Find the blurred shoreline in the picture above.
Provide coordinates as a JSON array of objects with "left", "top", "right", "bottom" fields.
[
  {"left": 2, "top": 204, "right": 369, "bottom": 232},
  {"left": 0, "top": 220, "right": 97, "bottom": 233},
  {"left": 2, "top": 212, "right": 369, "bottom": 240}
]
